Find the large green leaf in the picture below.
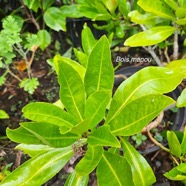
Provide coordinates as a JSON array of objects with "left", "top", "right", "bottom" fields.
[
  {"left": 177, "top": 88, "right": 186, "bottom": 107},
  {"left": 88, "top": 125, "right": 120, "bottom": 147},
  {"left": 0, "top": 110, "right": 9, "bottom": 119},
  {"left": 84, "top": 91, "right": 111, "bottom": 129},
  {"left": 124, "top": 26, "right": 176, "bottom": 47},
  {"left": 97, "top": 151, "right": 134, "bottom": 186},
  {"left": 58, "top": 61, "right": 86, "bottom": 122},
  {"left": 41, "top": 0, "right": 54, "bottom": 11},
  {"left": 163, "top": 0, "right": 178, "bottom": 10},
  {"left": 178, "top": 0, "right": 186, "bottom": 8},
  {"left": 138, "top": 0, "right": 175, "bottom": 20},
  {"left": 181, "top": 127, "right": 186, "bottom": 155},
  {"left": 0, "top": 146, "right": 73, "bottom": 186},
  {"left": 109, "top": 94, "right": 174, "bottom": 136},
  {"left": 15, "top": 144, "right": 54, "bottom": 157},
  {"left": 75, "top": 145, "right": 103, "bottom": 175},
  {"left": 166, "top": 59, "right": 186, "bottom": 78},
  {"left": 129, "top": 10, "right": 166, "bottom": 25},
  {"left": 65, "top": 171, "right": 89, "bottom": 186},
  {"left": 167, "top": 131, "right": 182, "bottom": 157},
  {"left": 7, "top": 122, "right": 79, "bottom": 147},
  {"left": 106, "top": 67, "right": 183, "bottom": 126},
  {"left": 37, "top": 30, "right": 51, "bottom": 51},
  {"left": 121, "top": 139, "right": 156, "bottom": 186},
  {"left": 81, "top": 24, "right": 97, "bottom": 56},
  {"left": 44, "top": 7, "right": 66, "bottom": 31},
  {"left": 84, "top": 36, "right": 114, "bottom": 97},
  {"left": 23, "top": 102, "right": 76, "bottom": 128}
]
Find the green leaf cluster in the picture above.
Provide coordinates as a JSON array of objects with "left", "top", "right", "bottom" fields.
[{"left": 1, "top": 32, "right": 186, "bottom": 186}]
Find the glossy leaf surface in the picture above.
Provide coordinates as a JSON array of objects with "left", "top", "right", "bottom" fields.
[
  {"left": 84, "top": 36, "right": 114, "bottom": 97},
  {"left": 121, "top": 139, "right": 156, "bottom": 186},
  {"left": 88, "top": 126, "right": 120, "bottom": 147},
  {"left": 109, "top": 94, "right": 174, "bottom": 136},
  {"left": 0, "top": 146, "right": 73, "bottom": 186},
  {"left": 97, "top": 151, "right": 134, "bottom": 186},
  {"left": 124, "top": 26, "right": 175, "bottom": 47},
  {"left": 58, "top": 61, "right": 86, "bottom": 122},
  {"left": 37, "top": 30, "right": 51, "bottom": 51},
  {"left": 75, "top": 145, "right": 103, "bottom": 176},
  {"left": 106, "top": 67, "right": 182, "bottom": 129},
  {"left": 23, "top": 102, "right": 76, "bottom": 128}
]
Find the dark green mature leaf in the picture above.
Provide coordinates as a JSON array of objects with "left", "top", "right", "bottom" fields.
[
  {"left": 97, "top": 151, "right": 134, "bottom": 186},
  {"left": 0, "top": 146, "right": 73, "bottom": 186},
  {"left": 76, "top": 145, "right": 103, "bottom": 176},
  {"left": 44, "top": 7, "right": 66, "bottom": 31},
  {"left": 37, "top": 30, "right": 51, "bottom": 51},
  {"left": 138, "top": 0, "right": 175, "bottom": 20},
  {"left": 7, "top": 122, "right": 79, "bottom": 147},
  {"left": 88, "top": 126, "right": 120, "bottom": 147},
  {"left": 58, "top": 61, "right": 86, "bottom": 122},
  {"left": 124, "top": 26, "right": 175, "bottom": 47},
  {"left": 167, "top": 131, "right": 182, "bottom": 157},
  {"left": 84, "top": 36, "right": 114, "bottom": 97},
  {"left": 84, "top": 91, "right": 111, "bottom": 129},
  {"left": 121, "top": 139, "right": 156, "bottom": 186},
  {"left": 65, "top": 171, "right": 89, "bottom": 186},
  {"left": 23, "top": 102, "right": 76, "bottom": 129},
  {"left": 109, "top": 94, "right": 174, "bottom": 136},
  {"left": 15, "top": 144, "right": 54, "bottom": 157},
  {"left": 106, "top": 67, "right": 183, "bottom": 127},
  {"left": 82, "top": 24, "right": 97, "bottom": 55}
]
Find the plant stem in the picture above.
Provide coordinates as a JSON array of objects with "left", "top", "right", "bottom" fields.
[
  {"left": 7, "top": 68, "right": 22, "bottom": 82},
  {"left": 173, "top": 24, "right": 179, "bottom": 60}
]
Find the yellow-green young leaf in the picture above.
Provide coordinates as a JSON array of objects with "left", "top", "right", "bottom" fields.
[
  {"left": 178, "top": 0, "right": 186, "bottom": 8},
  {"left": 88, "top": 126, "right": 120, "bottom": 147},
  {"left": 121, "top": 139, "right": 156, "bottom": 186},
  {"left": 84, "top": 91, "right": 111, "bottom": 129},
  {"left": 73, "top": 48, "right": 88, "bottom": 68},
  {"left": 163, "top": 0, "right": 178, "bottom": 10},
  {"left": 23, "top": 102, "right": 76, "bottom": 128},
  {"left": 138, "top": 0, "right": 175, "bottom": 20},
  {"left": 124, "top": 26, "right": 175, "bottom": 47},
  {"left": 75, "top": 145, "right": 103, "bottom": 176},
  {"left": 58, "top": 61, "right": 86, "bottom": 122},
  {"left": 7, "top": 122, "right": 79, "bottom": 147},
  {"left": 166, "top": 59, "right": 186, "bottom": 78},
  {"left": 84, "top": 36, "right": 114, "bottom": 97},
  {"left": 164, "top": 163, "right": 186, "bottom": 181},
  {"left": 44, "top": 7, "right": 66, "bottom": 31},
  {"left": 106, "top": 67, "right": 183, "bottom": 126},
  {"left": 176, "top": 18, "right": 186, "bottom": 25},
  {"left": 109, "top": 94, "right": 174, "bottom": 136},
  {"left": 0, "top": 146, "right": 73, "bottom": 186},
  {"left": 0, "top": 110, "right": 9, "bottom": 119},
  {"left": 97, "top": 151, "right": 134, "bottom": 186},
  {"left": 129, "top": 10, "right": 166, "bottom": 25},
  {"left": 102, "top": 0, "right": 119, "bottom": 14},
  {"left": 167, "top": 131, "right": 182, "bottom": 157},
  {"left": 177, "top": 88, "right": 186, "bottom": 107},
  {"left": 65, "top": 171, "right": 89, "bottom": 186},
  {"left": 82, "top": 24, "right": 97, "bottom": 56},
  {"left": 15, "top": 144, "right": 54, "bottom": 157},
  {"left": 53, "top": 55, "right": 86, "bottom": 80},
  {"left": 37, "top": 30, "right": 51, "bottom": 51},
  {"left": 181, "top": 127, "right": 186, "bottom": 155},
  {"left": 60, "top": 5, "right": 83, "bottom": 18}
]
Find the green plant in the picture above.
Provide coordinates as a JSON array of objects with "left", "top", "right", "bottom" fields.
[
  {"left": 0, "top": 110, "right": 8, "bottom": 120},
  {"left": 0, "top": 35, "right": 186, "bottom": 185},
  {"left": 131, "top": 133, "right": 147, "bottom": 147},
  {"left": 0, "top": 15, "right": 50, "bottom": 94},
  {"left": 124, "top": 0, "right": 186, "bottom": 65}
]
